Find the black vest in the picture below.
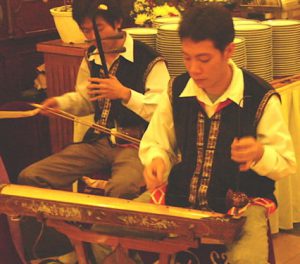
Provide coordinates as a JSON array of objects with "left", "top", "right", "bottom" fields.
[
  {"left": 166, "top": 70, "right": 279, "bottom": 213},
  {"left": 87, "top": 40, "right": 164, "bottom": 136}
]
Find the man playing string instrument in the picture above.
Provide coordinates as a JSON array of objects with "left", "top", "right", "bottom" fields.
[
  {"left": 139, "top": 4, "right": 296, "bottom": 263},
  {"left": 19, "top": 0, "right": 169, "bottom": 200}
]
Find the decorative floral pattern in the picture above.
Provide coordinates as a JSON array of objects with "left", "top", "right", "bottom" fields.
[{"left": 130, "top": 0, "right": 198, "bottom": 26}]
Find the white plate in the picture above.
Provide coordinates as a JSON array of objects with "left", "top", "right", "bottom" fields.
[
  {"left": 262, "top": 19, "right": 300, "bottom": 27},
  {"left": 158, "top": 24, "right": 179, "bottom": 31},
  {"left": 235, "top": 24, "right": 271, "bottom": 31},
  {"left": 154, "top": 16, "right": 181, "bottom": 24}
]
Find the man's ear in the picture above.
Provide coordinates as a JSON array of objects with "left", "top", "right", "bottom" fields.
[
  {"left": 224, "top": 42, "right": 235, "bottom": 60},
  {"left": 115, "top": 18, "right": 123, "bottom": 30}
]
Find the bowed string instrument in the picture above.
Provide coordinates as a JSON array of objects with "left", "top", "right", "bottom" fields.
[{"left": 33, "top": 4, "right": 140, "bottom": 146}]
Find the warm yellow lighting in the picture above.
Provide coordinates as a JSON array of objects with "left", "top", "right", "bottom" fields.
[{"left": 98, "top": 4, "right": 108, "bottom": 11}]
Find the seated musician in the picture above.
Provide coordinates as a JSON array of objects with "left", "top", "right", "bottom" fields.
[
  {"left": 139, "top": 4, "right": 296, "bottom": 264},
  {"left": 18, "top": 0, "right": 169, "bottom": 200}
]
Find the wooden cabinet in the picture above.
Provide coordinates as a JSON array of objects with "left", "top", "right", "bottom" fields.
[
  {"left": 0, "top": 0, "right": 62, "bottom": 39},
  {"left": 37, "top": 39, "right": 89, "bottom": 153},
  {"left": 0, "top": 34, "right": 57, "bottom": 103},
  {"left": 0, "top": 0, "right": 61, "bottom": 104}
]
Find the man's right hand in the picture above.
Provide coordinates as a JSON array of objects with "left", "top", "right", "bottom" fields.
[
  {"left": 40, "top": 98, "right": 59, "bottom": 116},
  {"left": 143, "top": 158, "right": 166, "bottom": 192}
]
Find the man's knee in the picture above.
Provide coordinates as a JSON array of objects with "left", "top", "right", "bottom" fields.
[
  {"left": 105, "top": 180, "right": 141, "bottom": 199},
  {"left": 18, "top": 163, "right": 47, "bottom": 187},
  {"left": 18, "top": 165, "right": 35, "bottom": 185},
  {"left": 227, "top": 206, "right": 269, "bottom": 264}
]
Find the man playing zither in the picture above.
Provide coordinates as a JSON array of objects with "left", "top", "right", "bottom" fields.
[{"left": 139, "top": 4, "right": 296, "bottom": 263}]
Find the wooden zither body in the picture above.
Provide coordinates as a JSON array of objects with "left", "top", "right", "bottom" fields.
[{"left": 0, "top": 184, "right": 245, "bottom": 245}]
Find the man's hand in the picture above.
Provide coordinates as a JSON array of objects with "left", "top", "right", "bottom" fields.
[
  {"left": 40, "top": 98, "right": 60, "bottom": 116},
  {"left": 87, "top": 75, "right": 131, "bottom": 103},
  {"left": 143, "top": 158, "right": 166, "bottom": 192},
  {"left": 231, "top": 136, "right": 264, "bottom": 171}
]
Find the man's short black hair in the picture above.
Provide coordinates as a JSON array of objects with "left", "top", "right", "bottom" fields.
[
  {"left": 179, "top": 4, "right": 234, "bottom": 52},
  {"left": 72, "top": 0, "right": 123, "bottom": 27}
]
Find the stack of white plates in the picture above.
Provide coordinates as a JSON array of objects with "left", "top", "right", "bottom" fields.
[
  {"left": 262, "top": 19, "right": 300, "bottom": 77},
  {"left": 156, "top": 24, "right": 186, "bottom": 77},
  {"left": 123, "top": 27, "right": 157, "bottom": 50},
  {"left": 235, "top": 24, "right": 273, "bottom": 82},
  {"left": 153, "top": 16, "right": 181, "bottom": 28},
  {"left": 233, "top": 19, "right": 260, "bottom": 27},
  {"left": 233, "top": 17, "right": 247, "bottom": 21},
  {"left": 232, "top": 37, "right": 247, "bottom": 69}
]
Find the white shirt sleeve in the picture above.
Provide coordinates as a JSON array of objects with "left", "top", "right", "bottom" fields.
[
  {"left": 55, "top": 59, "right": 95, "bottom": 116},
  {"left": 123, "top": 60, "right": 170, "bottom": 122},
  {"left": 139, "top": 90, "right": 178, "bottom": 180},
  {"left": 251, "top": 95, "right": 297, "bottom": 181}
]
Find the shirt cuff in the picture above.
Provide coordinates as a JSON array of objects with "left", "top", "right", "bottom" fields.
[
  {"left": 251, "top": 145, "right": 276, "bottom": 176},
  {"left": 122, "top": 89, "right": 143, "bottom": 111},
  {"left": 55, "top": 96, "right": 69, "bottom": 111},
  {"left": 143, "top": 149, "right": 171, "bottom": 167}
]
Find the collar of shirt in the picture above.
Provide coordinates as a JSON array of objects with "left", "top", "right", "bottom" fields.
[
  {"left": 179, "top": 60, "right": 244, "bottom": 117},
  {"left": 87, "top": 32, "right": 134, "bottom": 65}
]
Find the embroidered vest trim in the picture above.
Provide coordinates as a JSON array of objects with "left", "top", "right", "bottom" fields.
[
  {"left": 196, "top": 112, "right": 221, "bottom": 210},
  {"left": 143, "top": 57, "right": 166, "bottom": 86},
  {"left": 254, "top": 90, "right": 278, "bottom": 129},
  {"left": 96, "top": 60, "right": 120, "bottom": 129}
]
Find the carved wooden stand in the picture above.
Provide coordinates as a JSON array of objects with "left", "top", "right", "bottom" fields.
[
  {"left": 0, "top": 185, "right": 245, "bottom": 264},
  {"left": 47, "top": 219, "right": 199, "bottom": 264}
]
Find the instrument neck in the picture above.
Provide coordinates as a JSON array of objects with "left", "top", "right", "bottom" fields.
[{"left": 105, "top": 37, "right": 125, "bottom": 66}]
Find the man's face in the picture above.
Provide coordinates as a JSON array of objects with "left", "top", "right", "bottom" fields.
[
  {"left": 80, "top": 16, "right": 121, "bottom": 50},
  {"left": 182, "top": 38, "right": 233, "bottom": 93}
]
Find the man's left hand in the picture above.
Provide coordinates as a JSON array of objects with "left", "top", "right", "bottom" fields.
[
  {"left": 87, "top": 75, "right": 131, "bottom": 103},
  {"left": 231, "top": 136, "right": 264, "bottom": 171}
]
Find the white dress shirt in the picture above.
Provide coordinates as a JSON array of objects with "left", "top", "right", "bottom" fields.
[
  {"left": 55, "top": 33, "right": 170, "bottom": 122},
  {"left": 139, "top": 60, "right": 296, "bottom": 182}
]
